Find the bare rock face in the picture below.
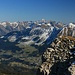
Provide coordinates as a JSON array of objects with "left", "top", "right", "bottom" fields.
[
  {"left": 58, "top": 26, "right": 75, "bottom": 37},
  {"left": 68, "top": 64, "right": 75, "bottom": 75},
  {"left": 37, "top": 36, "right": 75, "bottom": 75}
]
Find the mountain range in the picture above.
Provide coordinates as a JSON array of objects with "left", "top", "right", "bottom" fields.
[
  {"left": 0, "top": 20, "right": 75, "bottom": 75},
  {"left": 0, "top": 20, "right": 75, "bottom": 45}
]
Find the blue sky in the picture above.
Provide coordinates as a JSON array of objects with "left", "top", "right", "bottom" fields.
[{"left": 0, "top": 0, "right": 75, "bottom": 23}]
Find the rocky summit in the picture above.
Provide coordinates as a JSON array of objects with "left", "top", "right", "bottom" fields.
[{"left": 37, "top": 36, "right": 75, "bottom": 75}]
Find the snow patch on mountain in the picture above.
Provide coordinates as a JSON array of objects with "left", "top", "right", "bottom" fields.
[
  {"left": 8, "top": 35, "right": 17, "bottom": 42},
  {"left": 69, "top": 23, "right": 75, "bottom": 28}
]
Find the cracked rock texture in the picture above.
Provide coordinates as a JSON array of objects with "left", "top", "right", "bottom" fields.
[{"left": 37, "top": 36, "right": 75, "bottom": 75}]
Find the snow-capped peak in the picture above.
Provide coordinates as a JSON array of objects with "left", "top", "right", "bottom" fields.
[{"left": 69, "top": 23, "right": 75, "bottom": 28}]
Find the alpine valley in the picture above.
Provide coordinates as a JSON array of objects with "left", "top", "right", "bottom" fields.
[{"left": 0, "top": 19, "right": 75, "bottom": 75}]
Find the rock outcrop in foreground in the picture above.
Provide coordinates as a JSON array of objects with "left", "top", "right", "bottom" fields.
[{"left": 37, "top": 36, "right": 75, "bottom": 75}]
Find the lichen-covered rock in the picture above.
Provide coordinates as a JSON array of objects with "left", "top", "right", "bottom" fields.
[
  {"left": 68, "top": 64, "right": 75, "bottom": 75},
  {"left": 37, "top": 36, "right": 75, "bottom": 75},
  {"left": 40, "top": 62, "right": 53, "bottom": 75}
]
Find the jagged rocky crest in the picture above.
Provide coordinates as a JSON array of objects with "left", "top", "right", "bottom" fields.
[{"left": 37, "top": 36, "right": 75, "bottom": 75}]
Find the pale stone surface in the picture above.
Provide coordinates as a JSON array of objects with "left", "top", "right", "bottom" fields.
[{"left": 37, "top": 36, "right": 75, "bottom": 75}]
